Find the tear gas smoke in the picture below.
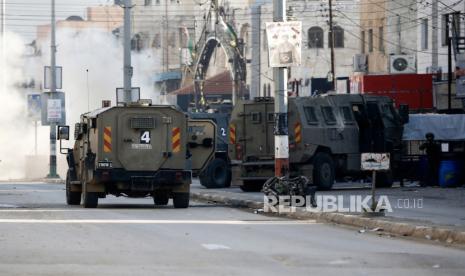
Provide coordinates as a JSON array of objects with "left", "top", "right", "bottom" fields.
[
  {"left": 0, "top": 28, "right": 163, "bottom": 180},
  {"left": 0, "top": 32, "right": 47, "bottom": 180}
]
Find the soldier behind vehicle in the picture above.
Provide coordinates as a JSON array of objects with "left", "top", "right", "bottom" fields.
[{"left": 419, "top": 133, "right": 441, "bottom": 186}]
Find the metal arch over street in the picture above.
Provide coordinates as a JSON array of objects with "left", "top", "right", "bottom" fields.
[{"left": 190, "top": 1, "right": 247, "bottom": 109}]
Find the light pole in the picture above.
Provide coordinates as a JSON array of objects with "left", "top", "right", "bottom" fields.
[
  {"left": 273, "top": 0, "right": 289, "bottom": 178},
  {"left": 47, "top": 0, "right": 59, "bottom": 178},
  {"left": 328, "top": 0, "right": 335, "bottom": 90},
  {"left": 123, "top": 0, "right": 133, "bottom": 104}
]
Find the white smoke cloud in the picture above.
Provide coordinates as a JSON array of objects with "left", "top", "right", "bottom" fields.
[
  {"left": 0, "top": 28, "right": 163, "bottom": 180},
  {"left": 0, "top": 32, "right": 49, "bottom": 180},
  {"left": 41, "top": 28, "right": 162, "bottom": 126}
]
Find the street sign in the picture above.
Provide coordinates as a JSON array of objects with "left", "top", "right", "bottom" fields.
[
  {"left": 265, "top": 21, "right": 302, "bottom": 68},
  {"left": 44, "top": 66, "right": 63, "bottom": 90},
  {"left": 361, "top": 153, "right": 390, "bottom": 171},
  {"left": 27, "top": 94, "right": 41, "bottom": 121},
  {"left": 47, "top": 99, "right": 62, "bottom": 121},
  {"left": 41, "top": 92, "right": 66, "bottom": 126}
]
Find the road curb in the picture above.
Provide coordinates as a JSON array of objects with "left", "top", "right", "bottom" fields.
[
  {"left": 42, "top": 179, "right": 64, "bottom": 184},
  {"left": 191, "top": 191, "right": 465, "bottom": 246}
]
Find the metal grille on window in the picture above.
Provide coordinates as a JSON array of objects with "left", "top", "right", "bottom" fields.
[
  {"left": 251, "top": 112, "right": 262, "bottom": 124},
  {"left": 340, "top": 106, "right": 353, "bottom": 123},
  {"left": 131, "top": 117, "right": 155, "bottom": 129},
  {"left": 267, "top": 113, "right": 275, "bottom": 122},
  {"left": 304, "top": 107, "right": 318, "bottom": 124},
  {"left": 322, "top": 106, "right": 336, "bottom": 124}
]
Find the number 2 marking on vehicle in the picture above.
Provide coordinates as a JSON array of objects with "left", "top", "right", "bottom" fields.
[
  {"left": 140, "top": 131, "right": 151, "bottom": 144},
  {"left": 221, "top": 128, "right": 227, "bottom": 137}
]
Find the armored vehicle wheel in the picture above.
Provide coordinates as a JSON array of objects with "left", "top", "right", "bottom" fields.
[
  {"left": 153, "top": 192, "right": 170, "bottom": 206},
  {"left": 173, "top": 193, "right": 190, "bottom": 208},
  {"left": 240, "top": 180, "right": 264, "bottom": 192},
  {"left": 66, "top": 171, "right": 81, "bottom": 205},
  {"left": 82, "top": 183, "right": 98, "bottom": 208},
  {"left": 199, "top": 158, "right": 232, "bottom": 189},
  {"left": 375, "top": 171, "right": 394, "bottom": 188},
  {"left": 313, "top": 153, "right": 335, "bottom": 190}
]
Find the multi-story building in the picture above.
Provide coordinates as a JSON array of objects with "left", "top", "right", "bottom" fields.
[
  {"left": 416, "top": 0, "right": 465, "bottom": 74},
  {"left": 359, "top": 0, "right": 417, "bottom": 74},
  {"left": 165, "top": 0, "right": 362, "bottom": 101},
  {"left": 250, "top": 0, "right": 361, "bottom": 97},
  {"left": 131, "top": 0, "right": 201, "bottom": 95},
  {"left": 36, "top": 5, "right": 123, "bottom": 46}
]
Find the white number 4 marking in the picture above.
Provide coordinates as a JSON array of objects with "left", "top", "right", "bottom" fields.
[{"left": 140, "top": 131, "right": 151, "bottom": 144}]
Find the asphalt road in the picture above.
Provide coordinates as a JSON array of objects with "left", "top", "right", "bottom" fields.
[{"left": 1, "top": 182, "right": 465, "bottom": 276}]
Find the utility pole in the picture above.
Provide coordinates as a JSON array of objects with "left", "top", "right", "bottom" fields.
[
  {"left": 432, "top": 0, "right": 439, "bottom": 70},
  {"left": 47, "top": 0, "right": 58, "bottom": 178},
  {"left": 396, "top": 15, "right": 402, "bottom": 54},
  {"left": 0, "top": 0, "right": 4, "bottom": 36},
  {"left": 273, "top": 0, "right": 289, "bottom": 178},
  {"left": 328, "top": 0, "right": 335, "bottom": 90},
  {"left": 1, "top": 0, "right": 5, "bottom": 95},
  {"left": 123, "top": 0, "right": 133, "bottom": 103},
  {"left": 164, "top": 0, "right": 169, "bottom": 72},
  {"left": 446, "top": 13, "right": 455, "bottom": 111},
  {"left": 251, "top": 3, "right": 262, "bottom": 98}
]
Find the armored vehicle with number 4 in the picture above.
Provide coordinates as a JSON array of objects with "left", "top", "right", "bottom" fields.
[
  {"left": 58, "top": 103, "right": 216, "bottom": 208},
  {"left": 228, "top": 94, "right": 405, "bottom": 191}
]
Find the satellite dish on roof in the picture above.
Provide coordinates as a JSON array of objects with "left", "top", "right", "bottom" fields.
[{"left": 66, "top": 15, "right": 84, "bottom": 21}]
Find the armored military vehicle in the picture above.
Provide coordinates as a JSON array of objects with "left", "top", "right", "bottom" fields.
[
  {"left": 58, "top": 103, "right": 215, "bottom": 208},
  {"left": 189, "top": 112, "right": 231, "bottom": 188},
  {"left": 228, "top": 94, "right": 404, "bottom": 191}
]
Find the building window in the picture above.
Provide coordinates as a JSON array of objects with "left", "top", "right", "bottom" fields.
[
  {"left": 308, "top": 26, "right": 324, "bottom": 48},
  {"left": 379, "top": 27, "right": 384, "bottom": 53},
  {"left": 131, "top": 34, "right": 143, "bottom": 52},
  {"left": 152, "top": 33, "right": 161, "bottom": 48},
  {"left": 421, "top": 19, "right": 429, "bottom": 50},
  {"left": 441, "top": 14, "right": 460, "bottom": 46},
  {"left": 361, "top": 30, "right": 365, "bottom": 53},
  {"left": 169, "top": 32, "right": 176, "bottom": 48},
  {"left": 329, "top": 26, "right": 344, "bottom": 48},
  {"left": 263, "top": 30, "right": 267, "bottom": 50},
  {"left": 442, "top": 14, "right": 448, "bottom": 46},
  {"left": 368, "top": 29, "right": 373, "bottom": 52},
  {"left": 144, "top": 0, "right": 152, "bottom": 5}
]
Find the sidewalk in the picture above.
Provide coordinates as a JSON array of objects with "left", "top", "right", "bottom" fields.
[{"left": 191, "top": 180, "right": 465, "bottom": 245}]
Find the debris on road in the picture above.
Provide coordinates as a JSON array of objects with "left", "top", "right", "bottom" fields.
[{"left": 370, "top": 227, "right": 384, "bottom": 232}]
